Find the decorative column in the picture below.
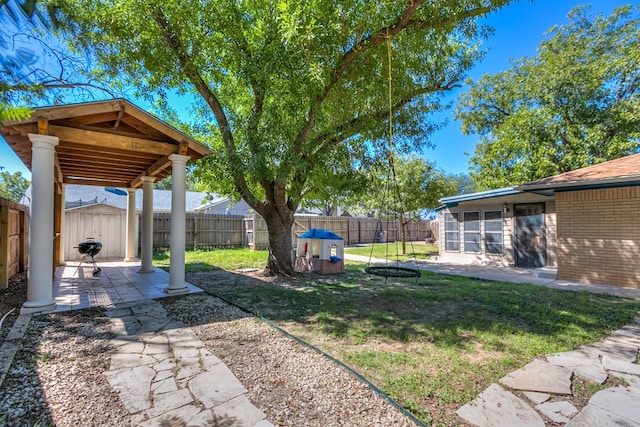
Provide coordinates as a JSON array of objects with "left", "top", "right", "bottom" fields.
[
  {"left": 21, "top": 133, "right": 58, "bottom": 314},
  {"left": 124, "top": 187, "right": 137, "bottom": 262},
  {"left": 138, "top": 176, "right": 155, "bottom": 273},
  {"left": 165, "top": 154, "right": 190, "bottom": 294}
]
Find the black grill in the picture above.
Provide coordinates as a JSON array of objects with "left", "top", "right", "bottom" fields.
[
  {"left": 74, "top": 238, "right": 102, "bottom": 277},
  {"left": 78, "top": 240, "right": 102, "bottom": 257}
]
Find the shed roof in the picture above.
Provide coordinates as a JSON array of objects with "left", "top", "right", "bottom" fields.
[{"left": 0, "top": 99, "right": 212, "bottom": 188}]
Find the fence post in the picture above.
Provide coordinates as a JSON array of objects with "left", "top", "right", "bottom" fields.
[
  {"left": 193, "top": 213, "right": 198, "bottom": 250},
  {"left": 0, "top": 202, "right": 9, "bottom": 288}
]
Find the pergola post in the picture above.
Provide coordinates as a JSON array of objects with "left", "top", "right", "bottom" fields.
[
  {"left": 138, "top": 176, "right": 155, "bottom": 273},
  {"left": 21, "top": 133, "right": 58, "bottom": 314},
  {"left": 56, "top": 183, "right": 66, "bottom": 265},
  {"left": 165, "top": 154, "right": 190, "bottom": 294},
  {"left": 124, "top": 187, "right": 137, "bottom": 262}
]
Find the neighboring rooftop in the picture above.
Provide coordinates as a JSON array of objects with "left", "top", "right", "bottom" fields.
[{"left": 22, "top": 184, "right": 208, "bottom": 212}]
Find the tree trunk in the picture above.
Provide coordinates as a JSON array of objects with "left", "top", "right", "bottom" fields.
[{"left": 262, "top": 207, "right": 296, "bottom": 277}]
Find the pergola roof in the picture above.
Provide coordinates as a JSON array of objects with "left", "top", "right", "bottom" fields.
[{"left": 0, "top": 99, "right": 212, "bottom": 188}]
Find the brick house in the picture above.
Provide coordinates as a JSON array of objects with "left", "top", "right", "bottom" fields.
[{"left": 438, "top": 153, "right": 640, "bottom": 288}]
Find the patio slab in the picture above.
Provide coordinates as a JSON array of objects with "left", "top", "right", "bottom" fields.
[{"left": 53, "top": 261, "right": 203, "bottom": 312}]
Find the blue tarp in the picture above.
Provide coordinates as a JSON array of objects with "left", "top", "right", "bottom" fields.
[
  {"left": 299, "top": 228, "right": 343, "bottom": 240},
  {"left": 105, "top": 187, "right": 128, "bottom": 196}
]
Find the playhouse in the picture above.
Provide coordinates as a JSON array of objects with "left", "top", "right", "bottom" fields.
[{"left": 295, "top": 228, "right": 344, "bottom": 274}]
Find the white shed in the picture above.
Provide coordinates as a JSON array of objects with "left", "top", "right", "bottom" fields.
[{"left": 64, "top": 204, "right": 130, "bottom": 261}]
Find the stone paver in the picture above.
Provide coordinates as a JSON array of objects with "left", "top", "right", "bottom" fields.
[
  {"left": 546, "top": 350, "right": 608, "bottom": 384},
  {"left": 460, "top": 320, "right": 640, "bottom": 426},
  {"left": 601, "top": 355, "right": 640, "bottom": 375},
  {"left": 588, "top": 386, "right": 640, "bottom": 423},
  {"left": 535, "top": 401, "right": 578, "bottom": 424},
  {"left": 456, "top": 383, "right": 545, "bottom": 427},
  {"left": 523, "top": 392, "right": 550, "bottom": 405},
  {"left": 104, "top": 300, "right": 273, "bottom": 427},
  {"left": 566, "top": 399, "right": 639, "bottom": 427},
  {"left": 578, "top": 340, "right": 638, "bottom": 363},
  {"left": 499, "top": 359, "right": 573, "bottom": 395}
]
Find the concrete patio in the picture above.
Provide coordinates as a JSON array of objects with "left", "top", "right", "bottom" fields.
[{"left": 52, "top": 260, "right": 203, "bottom": 313}]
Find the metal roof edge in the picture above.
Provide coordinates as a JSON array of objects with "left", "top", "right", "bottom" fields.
[
  {"left": 439, "top": 187, "right": 520, "bottom": 205},
  {"left": 516, "top": 176, "right": 640, "bottom": 192}
]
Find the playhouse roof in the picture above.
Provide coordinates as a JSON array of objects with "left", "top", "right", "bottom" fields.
[{"left": 299, "top": 228, "right": 343, "bottom": 240}]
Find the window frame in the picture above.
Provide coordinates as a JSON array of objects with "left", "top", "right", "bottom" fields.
[
  {"left": 444, "top": 212, "right": 460, "bottom": 252},
  {"left": 463, "top": 211, "right": 481, "bottom": 253},
  {"left": 484, "top": 210, "right": 504, "bottom": 255}
]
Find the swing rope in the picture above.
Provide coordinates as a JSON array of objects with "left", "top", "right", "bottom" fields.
[{"left": 365, "top": 30, "right": 420, "bottom": 280}]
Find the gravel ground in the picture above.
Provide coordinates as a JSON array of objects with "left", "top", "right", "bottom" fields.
[{"left": 0, "top": 273, "right": 414, "bottom": 426}]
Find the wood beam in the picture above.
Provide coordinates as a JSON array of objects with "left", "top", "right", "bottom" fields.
[
  {"left": 178, "top": 141, "right": 190, "bottom": 156},
  {"left": 58, "top": 141, "right": 160, "bottom": 160},
  {"left": 54, "top": 153, "right": 63, "bottom": 192},
  {"left": 121, "top": 104, "right": 210, "bottom": 156},
  {"left": 63, "top": 177, "right": 133, "bottom": 187},
  {"left": 56, "top": 152, "right": 156, "bottom": 169},
  {"left": 4, "top": 100, "right": 124, "bottom": 125},
  {"left": 37, "top": 118, "right": 49, "bottom": 135},
  {"left": 113, "top": 107, "right": 125, "bottom": 130},
  {"left": 61, "top": 112, "right": 120, "bottom": 125},
  {"left": 60, "top": 164, "right": 141, "bottom": 178},
  {"left": 130, "top": 155, "right": 173, "bottom": 188},
  {"left": 49, "top": 125, "right": 178, "bottom": 156},
  {"left": 56, "top": 121, "right": 171, "bottom": 142}
]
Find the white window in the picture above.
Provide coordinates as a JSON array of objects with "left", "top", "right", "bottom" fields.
[
  {"left": 444, "top": 212, "right": 459, "bottom": 251},
  {"left": 464, "top": 211, "right": 480, "bottom": 253},
  {"left": 484, "top": 211, "right": 503, "bottom": 254}
]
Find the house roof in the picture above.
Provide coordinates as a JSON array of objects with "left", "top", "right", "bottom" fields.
[
  {"left": 517, "top": 153, "right": 640, "bottom": 194},
  {"left": 440, "top": 187, "right": 520, "bottom": 205},
  {"left": 439, "top": 153, "right": 640, "bottom": 207},
  {"left": 1, "top": 99, "right": 212, "bottom": 189}
]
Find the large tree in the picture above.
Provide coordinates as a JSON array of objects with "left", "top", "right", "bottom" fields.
[
  {"left": 0, "top": 168, "right": 30, "bottom": 202},
  {"left": 55, "top": 0, "right": 513, "bottom": 275},
  {"left": 456, "top": 5, "right": 640, "bottom": 190},
  {"left": 1, "top": 0, "right": 116, "bottom": 123}
]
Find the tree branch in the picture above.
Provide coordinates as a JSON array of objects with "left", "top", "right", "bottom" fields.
[
  {"left": 151, "top": 7, "right": 261, "bottom": 209},
  {"left": 311, "top": 81, "right": 459, "bottom": 157},
  {"left": 294, "top": 0, "right": 504, "bottom": 149},
  {"left": 294, "top": 0, "right": 425, "bottom": 147}
]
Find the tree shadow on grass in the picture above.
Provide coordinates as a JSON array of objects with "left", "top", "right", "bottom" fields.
[{"left": 183, "top": 267, "right": 640, "bottom": 352}]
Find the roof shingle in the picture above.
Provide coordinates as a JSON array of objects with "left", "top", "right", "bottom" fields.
[{"left": 522, "top": 153, "right": 640, "bottom": 187}]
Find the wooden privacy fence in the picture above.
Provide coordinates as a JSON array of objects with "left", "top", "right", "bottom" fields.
[
  {"left": 0, "top": 198, "right": 29, "bottom": 288},
  {"left": 150, "top": 212, "right": 245, "bottom": 250},
  {"left": 149, "top": 213, "right": 431, "bottom": 251},
  {"left": 291, "top": 216, "right": 431, "bottom": 246}
]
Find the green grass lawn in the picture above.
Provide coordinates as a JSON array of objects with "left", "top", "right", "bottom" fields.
[
  {"left": 154, "top": 248, "right": 640, "bottom": 425},
  {"left": 153, "top": 247, "right": 268, "bottom": 272},
  {"left": 344, "top": 241, "right": 438, "bottom": 261}
]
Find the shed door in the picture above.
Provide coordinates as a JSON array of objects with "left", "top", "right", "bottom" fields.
[
  {"left": 515, "top": 203, "right": 546, "bottom": 268},
  {"left": 65, "top": 211, "right": 126, "bottom": 260}
]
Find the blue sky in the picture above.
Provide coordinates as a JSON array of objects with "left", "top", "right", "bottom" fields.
[{"left": 0, "top": 0, "right": 635, "bottom": 178}]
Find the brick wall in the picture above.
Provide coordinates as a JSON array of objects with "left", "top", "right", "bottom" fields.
[{"left": 556, "top": 187, "right": 640, "bottom": 287}]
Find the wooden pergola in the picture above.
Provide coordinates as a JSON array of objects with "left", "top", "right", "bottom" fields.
[{"left": 0, "top": 99, "right": 212, "bottom": 314}]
